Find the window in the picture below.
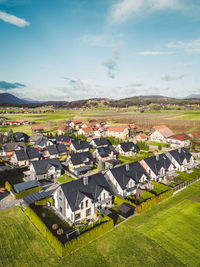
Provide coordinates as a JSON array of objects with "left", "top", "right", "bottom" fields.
[
  {"left": 59, "top": 197, "right": 62, "bottom": 201},
  {"left": 149, "top": 169, "right": 151, "bottom": 175},
  {"left": 81, "top": 202, "right": 84, "bottom": 209},
  {"left": 71, "top": 213, "right": 73, "bottom": 221},
  {"left": 67, "top": 202, "right": 69, "bottom": 209},
  {"left": 59, "top": 190, "right": 62, "bottom": 196},
  {"left": 86, "top": 208, "right": 91, "bottom": 217},
  {"left": 75, "top": 213, "right": 81, "bottom": 219},
  {"left": 130, "top": 181, "right": 132, "bottom": 188},
  {"left": 103, "top": 193, "right": 106, "bottom": 200},
  {"left": 86, "top": 200, "right": 88, "bottom": 208},
  {"left": 59, "top": 207, "right": 62, "bottom": 213}
]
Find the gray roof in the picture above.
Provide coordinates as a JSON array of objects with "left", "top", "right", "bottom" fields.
[
  {"left": 30, "top": 133, "right": 43, "bottom": 143},
  {"left": 91, "top": 138, "right": 110, "bottom": 147},
  {"left": 71, "top": 140, "right": 89, "bottom": 151},
  {"left": 14, "top": 180, "right": 41, "bottom": 193},
  {"left": 119, "top": 142, "right": 139, "bottom": 153},
  {"left": 69, "top": 151, "right": 94, "bottom": 166},
  {"left": 13, "top": 132, "right": 29, "bottom": 142},
  {"left": 59, "top": 173, "right": 113, "bottom": 212},
  {"left": 34, "top": 137, "right": 49, "bottom": 147},
  {"left": 57, "top": 144, "right": 68, "bottom": 154},
  {"left": 108, "top": 161, "right": 150, "bottom": 190},
  {"left": 3, "top": 142, "right": 26, "bottom": 152},
  {"left": 32, "top": 158, "right": 63, "bottom": 175},
  {"left": 167, "top": 147, "right": 193, "bottom": 165},
  {"left": 46, "top": 145, "right": 58, "bottom": 155},
  {"left": 23, "top": 191, "right": 50, "bottom": 205},
  {"left": 97, "top": 146, "right": 117, "bottom": 158},
  {"left": 26, "top": 147, "right": 40, "bottom": 159},
  {"left": 56, "top": 135, "right": 72, "bottom": 143},
  {"left": 15, "top": 150, "right": 29, "bottom": 161}
]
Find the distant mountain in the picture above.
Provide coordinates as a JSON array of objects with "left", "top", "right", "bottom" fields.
[
  {"left": 185, "top": 94, "right": 200, "bottom": 99},
  {"left": 0, "top": 93, "right": 31, "bottom": 104}
]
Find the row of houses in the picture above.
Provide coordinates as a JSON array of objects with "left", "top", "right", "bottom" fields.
[{"left": 52, "top": 147, "right": 196, "bottom": 224}]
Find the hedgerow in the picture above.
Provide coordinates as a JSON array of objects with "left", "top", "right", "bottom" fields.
[{"left": 15, "top": 186, "right": 43, "bottom": 200}]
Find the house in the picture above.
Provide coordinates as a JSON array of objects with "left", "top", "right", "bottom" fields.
[
  {"left": 11, "top": 147, "right": 40, "bottom": 166},
  {"left": 104, "top": 125, "right": 130, "bottom": 139},
  {"left": 166, "top": 147, "right": 195, "bottom": 172},
  {"left": 93, "top": 146, "right": 118, "bottom": 162},
  {"left": 105, "top": 161, "right": 152, "bottom": 197},
  {"left": 189, "top": 131, "right": 200, "bottom": 144},
  {"left": 66, "top": 151, "right": 94, "bottom": 176},
  {"left": 34, "top": 137, "right": 53, "bottom": 150},
  {"left": 135, "top": 133, "right": 148, "bottom": 142},
  {"left": 116, "top": 142, "right": 139, "bottom": 157},
  {"left": 53, "top": 173, "right": 113, "bottom": 224},
  {"left": 10, "top": 121, "right": 21, "bottom": 126},
  {"left": 150, "top": 125, "right": 174, "bottom": 143},
  {"left": 57, "top": 124, "right": 69, "bottom": 135},
  {"left": 140, "top": 153, "right": 176, "bottom": 182},
  {"left": 90, "top": 138, "right": 110, "bottom": 149},
  {"left": 167, "top": 134, "right": 190, "bottom": 148},
  {"left": 57, "top": 144, "right": 68, "bottom": 157},
  {"left": 2, "top": 142, "right": 26, "bottom": 156},
  {"left": 55, "top": 135, "right": 72, "bottom": 145},
  {"left": 31, "top": 125, "right": 44, "bottom": 133},
  {"left": 78, "top": 127, "right": 93, "bottom": 136},
  {"left": 30, "top": 158, "right": 63, "bottom": 181},
  {"left": 70, "top": 140, "right": 90, "bottom": 153},
  {"left": 11, "top": 150, "right": 29, "bottom": 166},
  {"left": 43, "top": 146, "right": 59, "bottom": 159},
  {"left": 30, "top": 133, "right": 44, "bottom": 144},
  {"left": 13, "top": 132, "right": 29, "bottom": 142},
  {"left": 69, "top": 121, "right": 82, "bottom": 130}
]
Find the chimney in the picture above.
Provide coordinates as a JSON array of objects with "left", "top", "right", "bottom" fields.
[
  {"left": 83, "top": 176, "right": 88, "bottom": 186},
  {"left": 156, "top": 154, "right": 159, "bottom": 161},
  {"left": 178, "top": 148, "right": 181, "bottom": 153},
  {"left": 126, "top": 164, "right": 130, "bottom": 171}
]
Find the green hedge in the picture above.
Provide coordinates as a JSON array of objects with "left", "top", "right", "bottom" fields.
[
  {"left": 135, "top": 196, "right": 157, "bottom": 213},
  {"left": 26, "top": 205, "right": 64, "bottom": 256},
  {"left": 176, "top": 167, "right": 200, "bottom": 182},
  {"left": 25, "top": 205, "right": 114, "bottom": 257},
  {"left": 5, "top": 181, "right": 13, "bottom": 192},
  {"left": 157, "top": 189, "right": 173, "bottom": 202},
  {"left": 15, "top": 186, "right": 43, "bottom": 200},
  {"left": 35, "top": 196, "right": 54, "bottom": 206}
]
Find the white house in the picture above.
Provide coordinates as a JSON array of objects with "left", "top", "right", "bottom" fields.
[
  {"left": 116, "top": 142, "right": 139, "bottom": 157},
  {"left": 150, "top": 125, "right": 174, "bottom": 143},
  {"left": 167, "top": 134, "right": 190, "bottom": 148},
  {"left": 53, "top": 173, "right": 113, "bottom": 224}
]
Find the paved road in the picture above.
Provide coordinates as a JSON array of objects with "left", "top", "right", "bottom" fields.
[{"left": 0, "top": 193, "right": 21, "bottom": 211}]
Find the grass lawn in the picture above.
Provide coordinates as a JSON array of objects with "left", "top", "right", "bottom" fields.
[
  {"left": 138, "top": 199, "right": 200, "bottom": 266},
  {"left": 150, "top": 181, "right": 171, "bottom": 195},
  {"left": 0, "top": 182, "right": 200, "bottom": 266},
  {"left": 118, "top": 152, "right": 153, "bottom": 164},
  {"left": 56, "top": 174, "right": 75, "bottom": 184}
]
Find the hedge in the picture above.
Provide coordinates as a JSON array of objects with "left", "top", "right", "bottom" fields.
[
  {"left": 114, "top": 195, "right": 136, "bottom": 209},
  {"left": 15, "top": 186, "right": 43, "bottom": 200},
  {"left": 35, "top": 196, "right": 54, "bottom": 206},
  {"left": 5, "top": 181, "right": 13, "bottom": 192},
  {"left": 25, "top": 205, "right": 114, "bottom": 257}
]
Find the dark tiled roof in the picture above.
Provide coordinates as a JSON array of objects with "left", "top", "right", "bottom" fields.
[
  {"left": 71, "top": 140, "right": 89, "bottom": 151},
  {"left": 14, "top": 180, "right": 41, "bottom": 193},
  {"left": 46, "top": 146, "right": 58, "bottom": 155},
  {"left": 27, "top": 147, "right": 40, "bottom": 159},
  {"left": 34, "top": 137, "right": 49, "bottom": 147},
  {"left": 167, "top": 147, "right": 193, "bottom": 165},
  {"left": 97, "top": 146, "right": 117, "bottom": 158},
  {"left": 57, "top": 144, "right": 68, "bottom": 154},
  {"left": 70, "top": 151, "right": 94, "bottom": 165},
  {"left": 32, "top": 158, "right": 63, "bottom": 175},
  {"left": 142, "top": 153, "right": 173, "bottom": 175},
  {"left": 3, "top": 142, "right": 26, "bottom": 152},
  {"left": 60, "top": 173, "right": 113, "bottom": 212},
  {"left": 92, "top": 138, "right": 110, "bottom": 147},
  {"left": 108, "top": 161, "right": 150, "bottom": 190},
  {"left": 15, "top": 149, "right": 29, "bottom": 161},
  {"left": 13, "top": 132, "right": 29, "bottom": 142},
  {"left": 119, "top": 142, "right": 139, "bottom": 153}
]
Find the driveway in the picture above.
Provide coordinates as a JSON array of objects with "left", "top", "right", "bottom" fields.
[{"left": 0, "top": 193, "right": 21, "bottom": 211}]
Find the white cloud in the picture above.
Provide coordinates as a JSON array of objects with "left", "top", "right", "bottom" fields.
[
  {"left": 162, "top": 74, "right": 186, "bottom": 81},
  {"left": 137, "top": 51, "right": 172, "bottom": 55},
  {"left": 80, "top": 33, "right": 124, "bottom": 49},
  {"left": 101, "top": 52, "right": 120, "bottom": 79},
  {"left": 0, "top": 10, "right": 30, "bottom": 27},
  {"left": 109, "top": 0, "right": 185, "bottom": 23},
  {"left": 168, "top": 39, "right": 200, "bottom": 53}
]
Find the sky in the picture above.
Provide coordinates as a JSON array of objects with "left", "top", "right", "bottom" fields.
[{"left": 0, "top": 0, "right": 200, "bottom": 101}]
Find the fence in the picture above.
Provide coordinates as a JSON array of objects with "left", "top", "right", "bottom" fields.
[{"left": 173, "top": 177, "right": 200, "bottom": 194}]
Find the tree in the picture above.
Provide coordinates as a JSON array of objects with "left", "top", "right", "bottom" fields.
[{"left": 7, "top": 129, "right": 14, "bottom": 142}]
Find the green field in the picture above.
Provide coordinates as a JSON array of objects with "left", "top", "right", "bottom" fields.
[{"left": 1, "top": 181, "right": 200, "bottom": 267}]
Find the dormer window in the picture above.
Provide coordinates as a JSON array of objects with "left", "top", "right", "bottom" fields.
[{"left": 81, "top": 202, "right": 84, "bottom": 209}]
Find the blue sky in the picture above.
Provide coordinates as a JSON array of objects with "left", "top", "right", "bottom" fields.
[{"left": 0, "top": 0, "right": 200, "bottom": 101}]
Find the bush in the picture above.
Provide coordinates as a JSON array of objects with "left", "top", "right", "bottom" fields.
[
  {"left": 15, "top": 186, "right": 43, "bottom": 200},
  {"left": 135, "top": 196, "right": 157, "bottom": 213},
  {"left": 35, "top": 196, "right": 54, "bottom": 206},
  {"left": 52, "top": 224, "right": 58, "bottom": 230},
  {"left": 5, "top": 181, "right": 13, "bottom": 192},
  {"left": 136, "top": 141, "right": 149, "bottom": 151}
]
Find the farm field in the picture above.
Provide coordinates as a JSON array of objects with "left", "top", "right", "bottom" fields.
[{"left": 0, "top": 181, "right": 200, "bottom": 267}]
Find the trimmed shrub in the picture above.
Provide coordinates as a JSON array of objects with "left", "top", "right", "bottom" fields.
[
  {"left": 136, "top": 141, "right": 149, "bottom": 151},
  {"left": 5, "top": 181, "right": 13, "bottom": 192},
  {"left": 15, "top": 186, "right": 43, "bottom": 200},
  {"left": 135, "top": 196, "right": 157, "bottom": 214},
  {"left": 35, "top": 196, "right": 54, "bottom": 206},
  {"left": 114, "top": 195, "right": 136, "bottom": 208}
]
